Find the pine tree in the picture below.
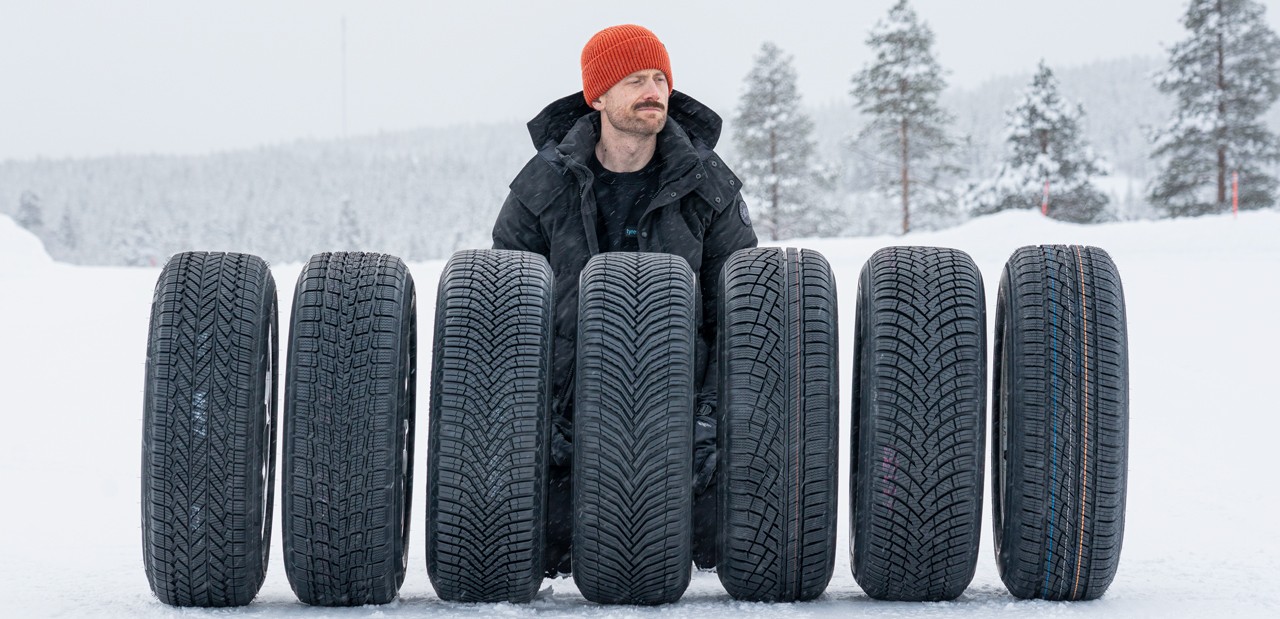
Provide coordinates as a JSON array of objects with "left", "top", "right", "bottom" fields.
[
  {"left": 16, "top": 190, "right": 43, "bottom": 231},
  {"left": 733, "top": 41, "right": 828, "bottom": 240},
  {"left": 1149, "top": 0, "right": 1280, "bottom": 216},
  {"left": 968, "top": 61, "right": 1111, "bottom": 223},
  {"left": 850, "top": 0, "right": 961, "bottom": 234}
]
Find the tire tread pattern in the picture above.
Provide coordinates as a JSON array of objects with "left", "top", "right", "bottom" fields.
[
  {"left": 283, "top": 252, "right": 416, "bottom": 606},
  {"left": 142, "top": 251, "right": 277, "bottom": 607},
  {"left": 426, "top": 249, "right": 552, "bottom": 603},
  {"left": 718, "top": 247, "right": 839, "bottom": 602},
  {"left": 851, "top": 246, "right": 986, "bottom": 601},
  {"left": 573, "top": 252, "right": 695, "bottom": 605},
  {"left": 992, "top": 245, "right": 1128, "bottom": 601}
]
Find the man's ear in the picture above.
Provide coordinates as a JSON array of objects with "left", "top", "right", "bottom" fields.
[{"left": 589, "top": 95, "right": 606, "bottom": 112}]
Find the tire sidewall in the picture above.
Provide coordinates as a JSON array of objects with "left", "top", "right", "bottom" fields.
[{"left": 850, "top": 255, "right": 875, "bottom": 582}]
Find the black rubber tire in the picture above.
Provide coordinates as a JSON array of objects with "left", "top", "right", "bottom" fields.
[
  {"left": 425, "top": 249, "right": 553, "bottom": 603},
  {"left": 572, "top": 252, "right": 696, "bottom": 605},
  {"left": 992, "top": 245, "right": 1129, "bottom": 601},
  {"left": 716, "top": 247, "right": 839, "bottom": 602},
  {"left": 850, "top": 246, "right": 986, "bottom": 601},
  {"left": 282, "top": 252, "right": 417, "bottom": 606},
  {"left": 141, "top": 251, "right": 278, "bottom": 607}
]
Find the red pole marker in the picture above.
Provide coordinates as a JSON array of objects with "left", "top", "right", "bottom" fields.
[
  {"left": 1042, "top": 179, "right": 1050, "bottom": 216},
  {"left": 1232, "top": 171, "right": 1239, "bottom": 218}
]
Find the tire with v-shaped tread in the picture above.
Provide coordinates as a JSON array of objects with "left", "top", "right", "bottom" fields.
[
  {"left": 425, "top": 249, "right": 552, "bottom": 603},
  {"left": 573, "top": 252, "right": 695, "bottom": 605}
]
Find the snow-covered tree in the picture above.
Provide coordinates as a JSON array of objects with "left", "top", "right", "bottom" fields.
[
  {"left": 1149, "top": 0, "right": 1280, "bottom": 216},
  {"left": 337, "top": 196, "right": 363, "bottom": 249},
  {"left": 733, "top": 41, "right": 833, "bottom": 240},
  {"left": 55, "top": 210, "right": 80, "bottom": 257},
  {"left": 114, "top": 217, "right": 159, "bottom": 266},
  {"left": 967, "top": 61, "right": 1111, "bottom": 223},
  {"left": 16, "top": 190, "right": 43, "bottom": 231},
  {"left": 850, "top": 0, "right": 963, "bottom": 234}
]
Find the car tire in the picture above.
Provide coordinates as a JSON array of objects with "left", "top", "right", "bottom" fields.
[
  {"left": 282, "top": 252, "right": 417, "bottom": 606},
  {"left": 716, "top": 247, "right": 839, "bottom": 602},
  {"left": 572, "top": 252, "right": 696, "bottom": 605},
  {"left": 425, "top": 249, "right": 553, "bottom": 603},
  {"left": 850, "top": 246, "right": 986, "bottom": 601},
  {"left": 992, "top": 245, "right": 1129, "bottom": 601},
  {"left": 141, "top": 251, "right": 277, "bottom": 607}
]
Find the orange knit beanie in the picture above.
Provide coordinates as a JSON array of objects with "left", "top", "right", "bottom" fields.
[{"left": 581, "top": 24, "right": 673, "bottom": 104}]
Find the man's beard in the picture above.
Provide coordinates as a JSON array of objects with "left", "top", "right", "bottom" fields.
[{"left": 603, "top": 101, "right": 667, "bottom": 137}]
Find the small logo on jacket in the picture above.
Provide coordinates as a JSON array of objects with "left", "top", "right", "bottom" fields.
[{"left": 739, "top": 201, "right": 752, "bottom": 227}]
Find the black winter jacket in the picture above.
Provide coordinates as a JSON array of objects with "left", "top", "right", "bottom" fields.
[{"left": 491, "top": 90, "right": 758, "bottom": 454}]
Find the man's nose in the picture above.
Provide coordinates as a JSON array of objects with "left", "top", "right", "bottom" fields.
[{"left": 641, "top": 79, "right": 664, "bottom": 99}]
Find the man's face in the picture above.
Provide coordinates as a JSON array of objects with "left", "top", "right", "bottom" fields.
[{"left": 590, "top": 69, "right": 669, "bottom": 137}]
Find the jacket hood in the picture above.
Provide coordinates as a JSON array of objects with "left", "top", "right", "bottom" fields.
[{"left": 525, "top": 90, "right": 724, "bottom": 151}]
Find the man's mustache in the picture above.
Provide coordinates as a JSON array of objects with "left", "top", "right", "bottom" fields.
[{"left": 634, "top": 101, "right": 665, "bottom": 112}]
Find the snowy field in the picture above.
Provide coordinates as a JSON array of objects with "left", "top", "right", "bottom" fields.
[{"left": 2, "top": 210, "right": 1278, "bottom": 618}]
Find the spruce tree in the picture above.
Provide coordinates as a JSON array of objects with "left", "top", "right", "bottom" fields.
[
  {"left": 1149, "top": 0, "right": 1280, "bottom": 216},
  {"left": 16, "top": 190, "right": 43, "bottom": 231},
  {"left": 733, "top": 41, "right": 824, "bottom": 240},
  {"left": 55, "top": 211, "right": 80, "bottom": 259},
  {"left": 968, "top": 61, "right": 1111, "bottom": 223},
  {"left": 850, "top": 0, "right": 960, "bottom": 234}
]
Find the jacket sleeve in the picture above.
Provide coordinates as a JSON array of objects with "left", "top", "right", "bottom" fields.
[
  {"left": 491, "top": 191, "right": 550, "bottom": 257},
  {"left": 696, "top": 193, "right": 758, "bottom": 417}
]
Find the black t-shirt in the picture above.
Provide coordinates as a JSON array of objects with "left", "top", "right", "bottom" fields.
[{"left": 588, "top": 151, "right": 662, "bottom": 252}]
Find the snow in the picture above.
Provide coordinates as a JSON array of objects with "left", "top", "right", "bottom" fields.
[
  {"left": 2, "top": 210, "right": 1279, "bottom": 617},
  {"left": 0, "top": 213, "right": 53, "bottom": 267}
]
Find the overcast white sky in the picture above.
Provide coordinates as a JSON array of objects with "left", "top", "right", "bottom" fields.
[{"left": 2, "top": 0, "right": 1276, "bottom": 161}]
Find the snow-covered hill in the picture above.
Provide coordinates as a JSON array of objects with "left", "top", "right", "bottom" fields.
[
  {"left": 0, "top": 213, "right": 53, "bottom": 267},
  {"left": 1, "top": 210, "right": 1277, "bottom": 617}
]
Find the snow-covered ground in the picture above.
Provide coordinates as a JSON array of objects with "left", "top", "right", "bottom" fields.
[{"left": 1, "top": 210, "right": 1277, "bottom": 617}]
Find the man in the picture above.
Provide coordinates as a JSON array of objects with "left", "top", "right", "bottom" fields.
[{"left": 491, "top": 24, "right": 757, "bottom": 577}]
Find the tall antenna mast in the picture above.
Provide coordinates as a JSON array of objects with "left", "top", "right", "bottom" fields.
[{"left": 341, "top": 15, "right": 348, "bottom": 139}]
